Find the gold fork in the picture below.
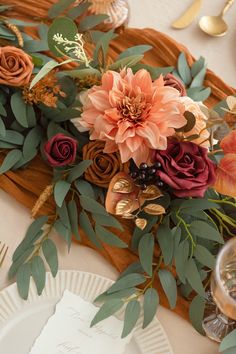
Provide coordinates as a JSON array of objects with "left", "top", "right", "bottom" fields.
[{"left": 0, "top": 242, "right": 8, "bottom": 267}]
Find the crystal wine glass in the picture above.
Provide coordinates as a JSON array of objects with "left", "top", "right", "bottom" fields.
[{"left": 203, "top": 238, "right": 236, "bottom": 342}]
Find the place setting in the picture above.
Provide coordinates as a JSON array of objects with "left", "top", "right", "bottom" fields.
[{"left": 0, "top": 1, "right": 236, "bottom": 353}]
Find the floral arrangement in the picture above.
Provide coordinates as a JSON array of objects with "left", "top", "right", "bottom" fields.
[{"left": 1, "top": 1, "right": 236, "bottom": 349}]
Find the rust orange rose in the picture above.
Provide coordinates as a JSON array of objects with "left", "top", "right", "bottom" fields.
[
  {"left": 214, "top": 130, "right": 236, "bottom": 197},
  {"left": 0, "top": 46, "right": 33, "bottom": 86},
  {"left": 82, "top": 140, "right": 129, "bottom": 188}
]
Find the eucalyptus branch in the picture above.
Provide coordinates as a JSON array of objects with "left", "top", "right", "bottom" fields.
[{"left": 176, "top": 210, "right": 196, "bottom": 256}]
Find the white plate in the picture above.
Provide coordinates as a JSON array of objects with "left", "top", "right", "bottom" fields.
[{"left": 0, "top": 270, "right": 173, "bottom": 354}]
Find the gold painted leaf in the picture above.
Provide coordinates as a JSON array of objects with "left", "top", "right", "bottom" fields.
[
  {"left": 112, "top": 178, "right": 134, "bottom": 194},
  {"left": 144, "top": 204, "right": 166, "bottom": 215},
  {"left": 135, "top": 218, "right": 147, "bottom": 230},
  {"left": 141, "top": 185, "right": 163, "bottom": 201},
  {"left": 115, "top": 199, "right": 134, "bottom": 215}
]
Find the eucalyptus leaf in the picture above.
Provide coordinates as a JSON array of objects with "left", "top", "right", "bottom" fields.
[
  {"left": 92, "top": 213, "right": 123, "bottom": 231},
  {"left": 11, "top": 92, "right": 28, "bottom": 128},
  {"left": 95, "top": 288, "right": 136, "bottom": 303},
  {"left": 187, "top": 87, "right": 211, "bottom": 102},
  {"left": 138, "top": 234, "right": 154, "bottom": 276},
  {"left": 75, "top": 179, "right": 95, "bottom": 199},
  {"left": 122, "top": 300, "right": 141, "bottom": 338},
  {"left": 68, "top": 199, "right": 80, "bottom": 240},
  {"left": 107, "top": 273, "right": 146, "bottom": 294},
  {"left": 194, "top": 244, "right": 216, "bottom": 270},
  {"left": 156, "top": 225, "right": 174, "bottom": 265},
  {"left": 190, "top": 66, "right": 207, "bottom": 88},
  {"left": 23, "top": 126, "right": 43, "bottom": 160},
  {"left": 143, "top": 288, "right": 159, "bottom": 328},
  {"left": 42, "top": 239, "right": 58, "bottom": 277},
  {"left": 30, "top": 59, "right": 74, "bottom": 89},
  {"left": 0, "top": 149, "right": 22, "bottom": 174},
  {"left": 177, "top": 52, "right": 192, "bottom": 85},
  {"left": 158, "top": 269, "right": 177, "bottom": 309},
  {"left": 48, "top": 17, "right": 78, "bottom": 56},
  {"left": 180, "top": 199, "right": 220, "bottom": 211},
  {"left": 189, "top": 295, "right": 206, "bottom": 335},
  {"left": 79, "top": 195, "right": 108, "bottom": 216},
  {"left": 109, "top": 55, "right": 144, "bottom": 71},
  {"left": 54, "top": 219, "right": 71, "bottom": 248},
  {"left": 79, "top": 211, "right": 101, "bottom": 248},
  {"left": 95, "top": 224, "right": 127, "bottom": 248},
  {"left": 91, "top": 299, "right": 124, "bottom": 327},
  {"left": 190, "top": 220, "right": 224, "bottom": 244},
  {"left": 68, "top": 2, "right": 90, "bottom": 19},
  {"left": 0, "top": 130, "right": 24, "bottom": 145},
  {"left": 191, "top": 56, "right": 205, "bottom": 77},
  {"left": 56, "top": 201, "right": 70, "bottom": 228},
  {"left": 0, "top": 103, "right": 6, "bottom": 117},
  {"left": 22, "top": 216, "right": 48, "bottom": 247},
  {"left": 185, "top": 258, "right": 206, "bottom": 297},
  {"left": 0, "top": 117, "right": 6, "bottom": 137},
  {"left": 118, "top": 262, "right": 144, "bottom": 279},
  {"left": 31, "top": 256, "right": 46, "bottom": 295},
  {"left": 48, "top": 0, "right": 76, "bottom": 18},
  {"left": 67, "top": 160, "right": 92, "bottom": 183},
  {"left": 9, "top": 246, "right": 34, "bottom": 279},
  {"left": 54, "top": 180, "right": 71, "bottom": 207},
  {"left": 118, "top": 45, "right": 152, "bottom": 60},
  {"left": 78, "top": 14, "right": 109, "bottom": 32},
  {"left": 16, "top": 263, "right": 31, "bottom": 300},
  {"left": 220, "top": 329, "right": 236, "bottom": 352}
]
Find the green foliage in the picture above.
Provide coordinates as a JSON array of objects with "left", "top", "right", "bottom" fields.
[
  {"left": 122, "top": 300, "right": 141, "bottom": 338},
  {"left": 31, "top": 256, "right": 46, "bottom": 295},
  {"left": 220, "top": 330, "right": 236, "bottom": 352},
  {"left": 109, "top": 55, "right": 144, "bottom": 71},
  {"left": 91, "top": 299, "right": 124, "bottom": 327},
  {"left": 48, "top": 17, "right": 78, "bottom": 56},
  {"left": 95, "top": 224, "right": 127, "bottom": 248},
  {"left": 78, "top": 14, "right": 109, "bottom": 32},
  {"left": 185, "top": 258, "right": 205, "bottom": 297},
  {"left": 158, "top": 269, "right": 177, "bottom": 309},
  {"left": 42, "top": 239, "right": 58, "bottom": 277},
  {"left": 143, "top": 288, "right": 159, "bottom": 328},
  {"left": 189, "top": 295, "right": 206, "bottom": 335},
  {"left": 118, "top": 45, "right": 152, "bottom": 60},
  {"left": 107, "top": 273, "right": 146, "bottom": 294},
  {"left": 16, "top": 263, "right": 31, "bottom": 300},
  {"left": 0, "top": 149, "right": 22, "bottom": 174},
  {"left": 175, "top": 52, "right": 211, "bottom": 101},
  {"left": 138, "top": 234, "right": 154, "bottom": 276},
  {"left": 54, "top": 180, "right": 71, "bottom": 207},
  {"left": 156, "top": 225, "right": 174, "bottom": 265},
  {"left": 67, "top": 160, "right": 92, "bottom": 183},
  {"left": 48, "top": 0, "right": 76, "bottom": 18}
]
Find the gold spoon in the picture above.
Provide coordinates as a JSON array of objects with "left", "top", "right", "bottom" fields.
[{"left": 199, "top": 0, "right": 235, "bottom": 37}]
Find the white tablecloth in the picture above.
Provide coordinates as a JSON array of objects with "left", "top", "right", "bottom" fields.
[{"left": 2, "top": 1, "right": 233, "bottom": 352}]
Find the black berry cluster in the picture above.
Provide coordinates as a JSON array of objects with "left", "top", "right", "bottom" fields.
[{"left": 130, "top": 162, "right": 164, "bottom": 190}]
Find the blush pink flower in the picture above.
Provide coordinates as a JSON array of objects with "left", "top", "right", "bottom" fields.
[{"left": 77, "top": 69, "right": 186, "bottom": 166}]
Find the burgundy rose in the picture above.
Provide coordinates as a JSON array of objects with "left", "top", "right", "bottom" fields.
[
  {"left": 163, "top": 73, "right": 187, "bottom": 96},
  {"left": 154, "top": 141, "right": 216, "bottom": 197},
  {"left": 44, "top": 133, "right": 77, "bottom": 167}
]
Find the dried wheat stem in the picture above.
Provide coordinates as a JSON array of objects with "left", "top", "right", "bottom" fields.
[{"left": 31, "top": 183, "right": 54, "bottom": 218}]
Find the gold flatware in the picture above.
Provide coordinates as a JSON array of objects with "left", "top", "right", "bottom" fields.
[
  {"left": 199, "top": 0, "right": 235, "bottom": 37},
  {"left": 172, "top": 0, "right": 202, "bottom": 29},
  {"left": 0, "top": 242, "right": 8, "bottom": 267}
]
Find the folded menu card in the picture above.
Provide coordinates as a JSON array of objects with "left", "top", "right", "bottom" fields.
[{"left": 29, "top": 290, "right": 131, "bottom": 354}]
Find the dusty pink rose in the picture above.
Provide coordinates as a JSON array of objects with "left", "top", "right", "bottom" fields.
[
  {"left": 0, "top": 46, "right": 33, "bottom": 86},
  {"left": 164, "top": 73, "right": 186, "bottom": 96},
  {"left": 77, "top": 69, "right": 186, "bottom": 166},
  {"left": 44, "top": 133, "right": 77, "bottom": 167},
  {"left": 154, "top": 140, "right": 216, "bottom": 197},
  {"left": 180, "top": 97, "right": 210, "bottom": 147}
]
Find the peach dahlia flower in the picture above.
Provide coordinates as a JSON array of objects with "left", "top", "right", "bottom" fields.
[{"left": 76, "top": 69, "right": 187, "bottom": 166}]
